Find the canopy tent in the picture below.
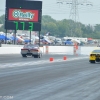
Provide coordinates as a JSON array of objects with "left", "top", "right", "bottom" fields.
[
  {"left": 10, "top": 36, "right": 18, "bottom": 41},
  {"left": 71, "top": 39, "right": 81, "bottom": 44},
  {"left": 88, "top": 38, "right": 93, "bottom": 40},
  {"left": 17, "top": 36, "right": 24, "bottom": 42},
  {"left": 0, "top": 32, "right": 4, "bottom": 35},
  {"left": 24, "top": 39, "right": 31, "bottom": 43},
  {"left": 0, "top": 35, "right": 10, "bottom": 40}
]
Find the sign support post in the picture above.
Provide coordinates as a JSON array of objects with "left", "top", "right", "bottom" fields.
[
  {"left": 39, "top": 31, "right": 40, "bottom": 46},
  {"left": 14, "top": 30, "right": 16, "bottom": 45},
  {"left": 5, "top": 29, "right": 7, "bottom": 44},
  {"left": 30, "top": 30, "right": 31, "bottom": 44}
]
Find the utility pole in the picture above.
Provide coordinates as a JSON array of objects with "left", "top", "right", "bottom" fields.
[
  {"left": 69, "top": 0, "right": 79, "bottom": 37},
  {"left": 56, "top": 0, "right": 93, "bottom": 37},
  {"left": 69, "top": 0, "right": 79, "bottom": 23}
]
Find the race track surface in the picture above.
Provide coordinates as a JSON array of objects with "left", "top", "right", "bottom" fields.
[{"left": 0, "top": 54, "right": 100, "bottom": 100}]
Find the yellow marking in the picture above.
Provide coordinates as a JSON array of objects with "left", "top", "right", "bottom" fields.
[{"left": 90, "top": 56, "right": 96, "bottom": 60}]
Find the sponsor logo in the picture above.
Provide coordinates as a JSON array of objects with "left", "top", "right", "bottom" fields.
[
  {"left": 8, "top": 9, "right": 39, "bottom": 22},
  {"left": 13, "top": 10, "right": 34, "bottom": 20}
]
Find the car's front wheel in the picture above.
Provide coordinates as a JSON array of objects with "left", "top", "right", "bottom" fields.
[
  {"left": 34, "top": 54, "right": 42, "bottom": 58},
  {"left": 89, "top": 60, "right": 95, "bottom": 63},
  {"left": 22, "top": 54, "right": 27, "bottom": 57}
]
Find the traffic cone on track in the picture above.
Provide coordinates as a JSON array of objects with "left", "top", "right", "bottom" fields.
[
  {"left": 49, "top": 57, "right": 54, "bottom": 62},
  {"left": 63, "top": 56, "right": 67, "bottom": 60}
]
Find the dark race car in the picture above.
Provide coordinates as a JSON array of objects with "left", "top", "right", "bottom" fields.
[{"left": 21, "top": 44, "right": 42, "bottom": 58}]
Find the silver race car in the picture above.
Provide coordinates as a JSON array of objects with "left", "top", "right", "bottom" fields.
[{"left": 21, "top": 44, "right": 42, "bottom": 58}]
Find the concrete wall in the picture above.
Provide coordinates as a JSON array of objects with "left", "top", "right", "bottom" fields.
[
  {"left": 0, "top": 47, "right": 22, "bottom": 54},
  {"left": 0, "top": 45, "right": 99, "bottom": 55},
  {"left": 81, "top": 47, "right": 99, "bottom": 55},
  {"left": 0, "top": 47, "right": 43, "bottom": 54},
  {"left": 43, "top": 46, "right": 73, "bottom": 55}
]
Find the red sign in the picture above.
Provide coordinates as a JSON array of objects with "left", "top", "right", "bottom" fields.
[{"left": 8, "top": 9, "right": 39, "bottom": 22}]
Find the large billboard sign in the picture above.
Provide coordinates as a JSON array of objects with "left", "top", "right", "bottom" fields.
[
  {"left": 5, "top": 0, "right": 42, "bottom": 31},
  {"left": 8, "top": 9, "right": 39, "bottom": 22}
]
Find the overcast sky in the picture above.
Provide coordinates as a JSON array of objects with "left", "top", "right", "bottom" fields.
[{"left": 1, "top": 0, "right": 100, "bottom": 25}]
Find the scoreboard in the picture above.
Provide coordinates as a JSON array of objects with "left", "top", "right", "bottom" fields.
[{"left": 5, "top": 0, "right": 42, "bottom": 31}]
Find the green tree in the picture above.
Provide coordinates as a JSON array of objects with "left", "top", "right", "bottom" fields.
[
  {"left": 0, "top": 14, "right": 5, "bottom": 24},
  {"left": 0, "top": 14, "right": 100, "bottom": 39}
]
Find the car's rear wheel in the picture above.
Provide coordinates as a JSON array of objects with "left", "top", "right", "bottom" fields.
[
  {"left": 34, "top": 55, "right": 39, "bottom": 58},
  {"left": 89, "top": 60, "right": 95, "bottom": 63},
  {"left": 22, "top": 54, "right": 27, "bottom": 57},
  {"left": 39, "top": 54, "right": 42, "bottom": 58}
]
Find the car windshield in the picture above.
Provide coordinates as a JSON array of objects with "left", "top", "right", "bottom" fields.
[
  {"left": 24, "top": 44, "right": 39, "bottom": 49},
  {"left": 92, "top": 50, "right": 100, "bottom": 53}
]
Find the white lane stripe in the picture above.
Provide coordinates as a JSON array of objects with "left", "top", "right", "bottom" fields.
[{"left": 0, "top": 57, "right": 88, "bottom": 69}]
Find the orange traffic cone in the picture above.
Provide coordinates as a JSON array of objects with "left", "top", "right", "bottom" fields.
[
  {"left": 63, "top": 56, "right": 67, "bottom": 60},
  {"left": 49, "top": 57, "right": 54, "bottom": 62}
]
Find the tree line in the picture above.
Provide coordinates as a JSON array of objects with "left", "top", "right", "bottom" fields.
[{"left": 0, "top": 14, "right": 100, "bottom": 39}]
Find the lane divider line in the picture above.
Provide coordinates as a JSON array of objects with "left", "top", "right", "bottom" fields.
[{"left": 0, "top": 57, "right": 88, "bottom": 69}]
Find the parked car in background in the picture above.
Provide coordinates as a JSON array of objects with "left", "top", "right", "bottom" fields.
[
  {"left": 64, "top": 40, "right": 73, "bottom": 45},
  {"left": 55, "top": 39, "right": 62, "bottom": 45}
]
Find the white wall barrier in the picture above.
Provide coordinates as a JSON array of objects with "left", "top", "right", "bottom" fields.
[
  {"left": 43, "top": 46, "right": 99, "bottom": 55},
  {"left": 44, "top": 46, "right": 73, "bottom": 55},
  {"left": 0, "top": 47, "right": 44, "bottom": 54},
  {"left": 0, "top": 46, "right": 99, "bottom": 55},
  {"left": 80, "top": 47, "right": 99, "bottom": 55},
  {"left": 0, "top": 47, "right": 22, "bottom": 54}
]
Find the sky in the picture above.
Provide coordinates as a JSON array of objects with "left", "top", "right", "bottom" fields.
[{"left": 1, "top": 0, "right": 100, "bottom": 25}]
